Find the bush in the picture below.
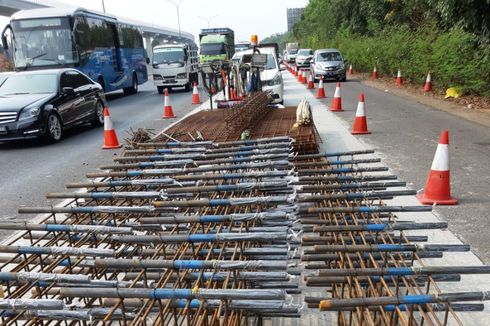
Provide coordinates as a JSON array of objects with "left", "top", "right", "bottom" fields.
[{"left": 310, "top": 27, "right": 489, "bottom": 97}]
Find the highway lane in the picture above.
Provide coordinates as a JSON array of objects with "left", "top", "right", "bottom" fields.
[
  {"left": 0, "top": 81, "right": 198, "bottom": 224},
  {"left": 302, "top": 76, "right": 490, "bottom": 263}
]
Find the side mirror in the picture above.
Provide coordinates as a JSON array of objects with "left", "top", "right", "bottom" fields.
[
  {"left": 62, "top": 87, "right": 75, "bottom": 96},
  {"left": 279, "top": 64, "right": 286, "bottom": 71},
  {"left": 146, "top": 57, "right": 150, "bottom": 64}
]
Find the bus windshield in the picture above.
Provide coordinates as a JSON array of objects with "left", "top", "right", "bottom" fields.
[
  {"left": 11, "top": 17, "right": 77, "bottom": 68},
  {"left": 153, "top": 47, "right": 184, "bottom": 67}
]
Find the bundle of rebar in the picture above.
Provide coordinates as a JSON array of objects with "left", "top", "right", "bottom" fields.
[{"left": 1, "top": 110, "right": 488, "bottom": 325}]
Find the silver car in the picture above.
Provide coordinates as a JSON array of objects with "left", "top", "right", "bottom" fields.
[
  {"left": 295, "top": 48, "right": 313, "bottom": 67},
  {"left": 311, "top": 49, "right": 346, "bottom": 81}
]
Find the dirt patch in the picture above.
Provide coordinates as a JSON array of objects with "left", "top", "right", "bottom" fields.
[{"left": 351, "top": 73, "right": 490, "bottom": 128}]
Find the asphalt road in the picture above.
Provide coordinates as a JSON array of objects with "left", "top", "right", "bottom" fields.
[
  {"left": 0, "top": 81, "right": 198, "bottom": 225},
  {"left": 305, "top": 77, "right": 490, "bottom": 263}
]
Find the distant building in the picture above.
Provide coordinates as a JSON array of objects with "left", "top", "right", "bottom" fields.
[{"left": 287, "top": 7, "right": 304, "bottom": 32}]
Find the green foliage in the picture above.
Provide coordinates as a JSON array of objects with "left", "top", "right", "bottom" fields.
[{"left": 285, "top": 0, "right": 490, "bottom": 97}]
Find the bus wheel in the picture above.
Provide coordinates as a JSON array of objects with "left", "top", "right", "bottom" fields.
[{"left": 124, "top": 74, "right": 138, "bottom": 95}]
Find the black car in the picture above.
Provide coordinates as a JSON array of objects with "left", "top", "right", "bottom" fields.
[{"left": 0, "top": 68, "right": 106, "bottom": 142}]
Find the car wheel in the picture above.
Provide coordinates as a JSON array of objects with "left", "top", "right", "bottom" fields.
[
  {"left": 157, "top": 86, "right": 164, "bottom": 94},
  {"left": 184, "top": 82, "right": 191, "bottom": 92},
  {"left": 45, "top": 112, "right": 62, "bottom": 142},
  {"left": 342, "top": 75, "right": 347, "bottom": 82},
  {"left": 91, "top": 101, "right": 104, "bottom": 127}
]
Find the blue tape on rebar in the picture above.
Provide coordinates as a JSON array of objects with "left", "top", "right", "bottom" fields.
[
  {"left": 347, "top": 193, "right": 365, "bottom": 199},
  {"left": 387, "top": 267, "right": 413, "bottom": 276},
  {"left": 334, "top": 168, "right": 353, "bottom": 173},
  {"left": 140, "top": 162, "right": 155, "bottom": 168},
  {"left": 59, "top": 258, "right": 71, "bottom": 266},
  {"left": 233, "top": 157, "right": 249, "bottom": 163},
  {"left": 200, "top": 215, "right": 225, "bottom": 223},
  {"left": 91, "top": 192, "right": 112, "bottom": 199},
  {"left": 359, "top": 207, "right": 373, "bottom": 213},
  {"left": 127, "top": 171, "right": 143, "bottom": 177},
  {"left": 148, "top": 155, "right": 164, "bottom": 160},
  {"left": 189, "top": 234, "right": 217, "bottom": 242},
  {"left": 152, "top": 289, "right": 193, "bottom": 299},
  {"left": 224, "top": 173, "right": 241, "bottom": 180},
  {"left": 338, "top": 176, "right": 354, "bottom": 181},
  {"left": 365, "top": 224, "right": 386, "bottom": 231},
  {"left": 217, "top": 185, "right": 237, "bottom": 192},
  {"left": 209, "top": 199, "right": 230, "bottom": 207},
  {"left": 329, "top": 160, "right": 343, "bottom": 165},
  {"left": 378, "top": 244, "right": 402, "bottom": 251},
  {"left": 401, "top": 294, "right": 433, "bottom": 304},
  {"left": 173, "top": 260, "right": 206, "bottom": 269},
  {"left": 166, "top": 142, "right": 179, "bottom": 147},
  {"left": 45, "top": 225, "right": 71, "bottom": 232},
  {"left": 0, "top": 273, "right": 15, "bottom": 281},
  {"left": 18, "top": 246, "right": 46, "bottom": 254},
  {"left": 156, "top": 149, "right": 172, "bottom": 154},
  {"left": 172, "top": 299, "right": 201, "bottom": 308}
]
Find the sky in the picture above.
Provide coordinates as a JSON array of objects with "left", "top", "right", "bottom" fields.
[{"left": 0, "top": 0, "right": 309, "bottom": 42}]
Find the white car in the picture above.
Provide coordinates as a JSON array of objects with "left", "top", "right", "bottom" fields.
[
  {"left": 295, "top": 48, "right": 314, "bottom": 67},
  {"left": 232, "top": 48, "right": 284, "bottom": 104},
  {"left": 311, "top": 49, "right": 346, "bottom": 81}
]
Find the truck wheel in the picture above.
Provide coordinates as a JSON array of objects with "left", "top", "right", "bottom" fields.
[
  {"left": 157, "top": 86, "right": 164, "bottom": 94},
  {"left": 184, "top": 82, "right": 191, "bottom": 92}
]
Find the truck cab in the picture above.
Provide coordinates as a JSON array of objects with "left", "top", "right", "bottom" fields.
[
  {"left": 152, "top": 43, "right": 199, "bottom": 93},
  {"left": 199, "top": 28, "right": 235, "bottom": 64}
]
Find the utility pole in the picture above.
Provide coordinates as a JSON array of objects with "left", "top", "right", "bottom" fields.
[
  {"left": 101, "top": 0, "right": 106, "bottom": 13},
  {"left": 165, "top": 0, "right": 184, "bottom": 42}
]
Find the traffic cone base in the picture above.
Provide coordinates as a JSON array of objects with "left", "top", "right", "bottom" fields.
[
  {"left": 351, "top": 93, "right": 370, "bottom": 134},
  {"left": 396, "top": 70, "right": 403, "bottom": 86},
  {"left": 102, "top": 107, "right": 122, "bottom": 149},
  {"left": 417, "top": 131, "right": 457, "bottom": 205},
  {"left": 371, "top": 67, "right": 378, "bottom": 80},
  {"left": 307, "top": 74, "right": 314, "bottom": 89}
]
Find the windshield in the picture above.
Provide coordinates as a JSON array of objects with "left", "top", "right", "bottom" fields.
[
  {"left": 265, "top": 54, "right": 277, "bottom": 69},
  {"left": 235, "top": 44, "right": 250, "bottom": 52},
  {"left": 0, "top": 74, "right": 57, "bottom": 95},
  {"left": 288, "top": 49, "right": 298, "bottom": 54},
  {"left": 298, "top": 49, "right": 313, "bottom": 56},
  {"left": 317, "top": 52, "right": 343, "bottom": 62},
  {"left": 201, "top": 43, "right": 225, "bottom": 55},
  {"left": 11, "top": 17, "right": 77, "bottom": 69},
  {"left": 153, "top": 47, "right": 184, "bottom": 67}
]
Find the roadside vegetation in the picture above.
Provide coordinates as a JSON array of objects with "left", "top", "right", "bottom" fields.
[{"left": 266, "top": 0, "right": 490, "bottom": 97}]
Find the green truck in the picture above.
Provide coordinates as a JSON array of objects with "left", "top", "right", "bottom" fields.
[{"left": 199, "top": 28, "right": 235, "bottom": 64}]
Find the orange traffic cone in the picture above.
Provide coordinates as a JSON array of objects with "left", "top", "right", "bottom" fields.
[
  {"left": 371, "top": 66, "right": 378, "bottom": 80},
  {"left": 301, "top": 70, "right": 307, "bottom": 84},
  {"left": 330, "top": 82, "right": 342, "bottom": 111},
  {"left": 316, "top": 76, "right": 326, "bottom": 98},
  {"left": 230, "top": 86, "right": 237, "bottom": 100},
  {"left": 162, "top": 88, "right": 176, "bottom": 119},
  {"left": 396, "top": 69, "right": 403, "bottom": 86},
  {"left": 423, "top": 72, "right": 432, "bottom": 92},
  {"left": 191, "top": 83, "right": 200, "bottom": 104},
  {"left": 348, "top": 64, "right": 353, "bottom": 75},
  {"left": 417, "top": 131, "right": 458, "bottom": 205},
  {"left": 297, "top": 68, "right": 303, "bottom": 82},
  {"left": 102, "top": 107, "right": 122, "bottom": 149},
  {"left": 351, "top": 93, "right": 370, "bottom": 135},
  {"left": 307, "top": 72, "right": 314, "bottom": 89}
]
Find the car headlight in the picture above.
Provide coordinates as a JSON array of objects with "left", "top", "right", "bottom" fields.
[
  {"left": 340, "top": 63, "right": 345, "bottom": 69},
  {"left": 19, "top": 106, "right": 41, "bottom": 121},
  {"left": 268, "top": 74, "right": 282, "bottom": 86},
  {"left": 315, "top": 63, "right": 323, "bottom": 70},
  {"left": 176, "top": 73, "right": 187, "bottom": 79}
]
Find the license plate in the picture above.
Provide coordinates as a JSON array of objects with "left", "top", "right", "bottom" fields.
[
  {"left": 163, "top": 79, "right": 175, "bottom": 84},
  {"left": 0, "top": 126, "right": 6, "bottom": 134}
]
